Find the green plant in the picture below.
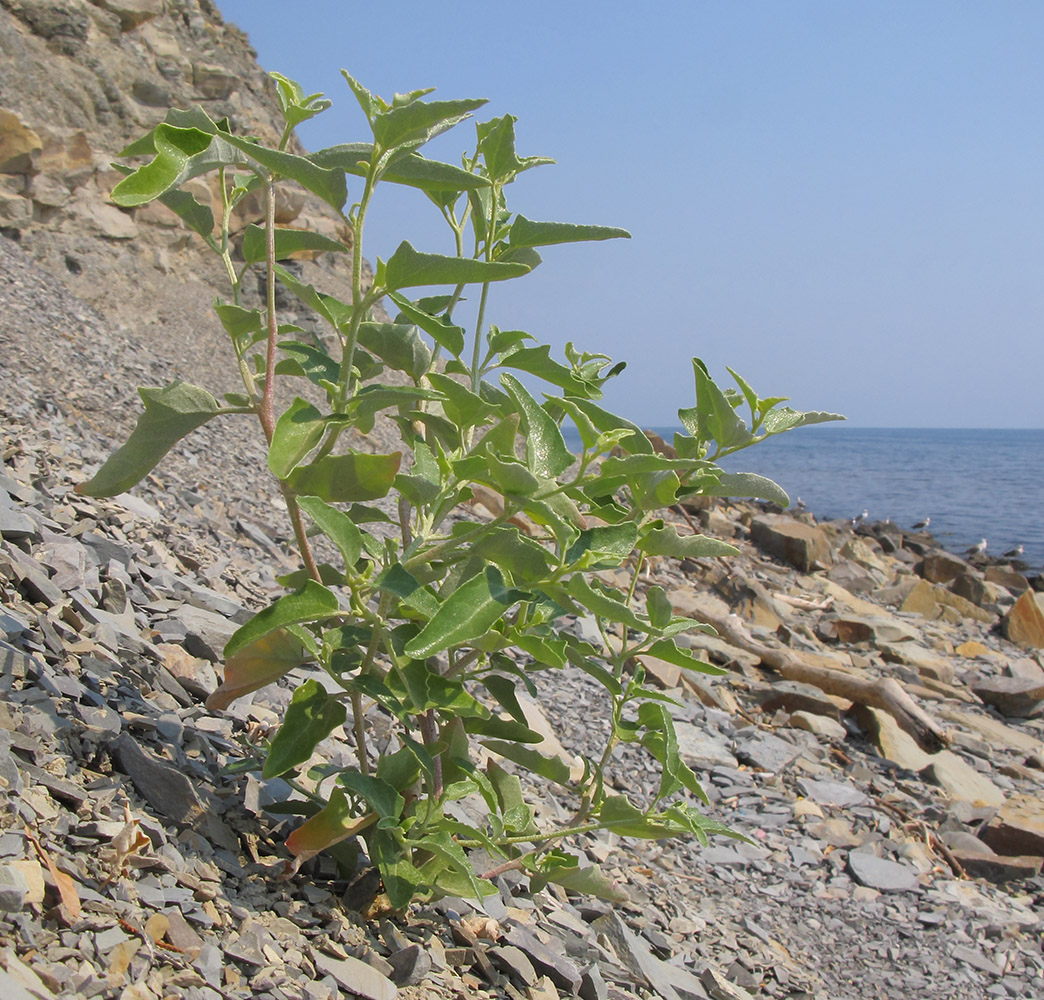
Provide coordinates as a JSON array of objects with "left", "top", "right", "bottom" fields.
[{"left": 78, "top": 71, "right": 842, "bottom": 907}]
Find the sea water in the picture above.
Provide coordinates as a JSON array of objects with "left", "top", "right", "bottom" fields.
[{"left": 565, "top": 426, "right": 1044, "bottom": 571}]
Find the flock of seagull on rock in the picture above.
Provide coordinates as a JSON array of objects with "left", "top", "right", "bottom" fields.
[{"left": 791, "top": 504, "right": 1025, "bottom": 562}]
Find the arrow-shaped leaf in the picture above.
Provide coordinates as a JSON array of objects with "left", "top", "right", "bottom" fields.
[
  {"left": 404, "top": 566, "right": 523, "bottom": 658},
  {"left": 76, "top": 381, "right": 220, "bottom": 497}
]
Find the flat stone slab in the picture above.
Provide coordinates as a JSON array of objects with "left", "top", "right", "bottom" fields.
[
  {"left": 796, "top": 778, "right": 868, "bottom": 808},
  {"left": 847, "top": 851, "right": 920, "bottom": 892}
]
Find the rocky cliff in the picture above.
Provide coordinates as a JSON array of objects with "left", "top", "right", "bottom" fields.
[{"left": 0, "top": 0, "right": 355, "bottom": 444}]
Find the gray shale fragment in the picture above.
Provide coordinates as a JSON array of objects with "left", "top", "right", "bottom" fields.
[{"left": 847, "top": 851, "right": 920, "bottom": 892}]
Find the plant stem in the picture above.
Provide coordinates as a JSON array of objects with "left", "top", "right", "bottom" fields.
[
  {"left": 419, "top": 710, "right": 444, "bottom": 800},
  {"left": 259, "top": 179, "right": 279, "bottom": 443},
  {"left": 471, "top": 282, "right": 491, "bottom": 395}
]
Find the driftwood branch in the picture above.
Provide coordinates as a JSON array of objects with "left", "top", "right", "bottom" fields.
[{"left": 701, "top": 611, "right": 950, "bottom": 753}]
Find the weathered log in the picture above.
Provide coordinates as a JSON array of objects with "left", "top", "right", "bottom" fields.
[{"left": 700, "top": 611, "right": 950, "bottom": 753}]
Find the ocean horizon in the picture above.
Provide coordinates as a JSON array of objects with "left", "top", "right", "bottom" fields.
[{"left": 562, "top": 424, "right": 1044, "bottom": 572}]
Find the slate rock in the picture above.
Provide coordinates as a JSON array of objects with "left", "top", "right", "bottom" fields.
[
  {"left": 971, "top": 674, "right": 1044, "bottom": 717},
  {"left": 489, "top": 945, "right": 537, "bottom": 987},
  {"left": 172, "top": 603, "right": 238, "bottom": 660},
  {"left": 674, "top": 721, "right": 738, "bottom": 769},
  {"left": 313, "top": 953, "right": 398, "bottom": 1000},
  {"left": 108, "top": 732, "right": 205, "bottom": 825},
  {"left": 0, "top": 863, "right": 29, "bottom": 912},
  {"left": 948, "top": 850, "right": 1043, "bottom": 883},
  {"left": 734, "top": 731, "right": 801, "bottom": 774},
  {"left": 847, "top": 851, "right": 919, "bottom": 892},
  {"left": 387, "top": 945, "right": 432, "bottom": 987},
  {"left": 0, "top": 507, "right": 38, "bottom": 541},
  {"left": 503, "top": 922, "right": 582, "bottom": 994},
  {"left": 795, "top": 778, "right": 868, "bottom": 808},
  {"left": 919, "top": 751, "right": 1005, "bottom": 808},
  {"left": 592, "top": 909, "right": 710, "bottom": 1000}
]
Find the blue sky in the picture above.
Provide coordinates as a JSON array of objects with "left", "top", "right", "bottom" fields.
[{"left": 216, "top": 1, "right": 1043, "bottom": 428}]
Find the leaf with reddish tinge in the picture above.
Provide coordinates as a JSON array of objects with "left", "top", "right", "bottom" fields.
[
  {"left": 25, "top": 828, "right": 81, "bottom": 924},
  {"left": 284, "top": 788, "right": 376, "bottom": 872},
  {"left": 207, "top": 627, "right": 308, "bottom": 711}
]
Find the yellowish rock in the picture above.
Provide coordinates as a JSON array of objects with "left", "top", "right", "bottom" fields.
[
  {"left": 1004, "top": 590, "right": 1044, "bottom": 649},
  {"left": 955, "top": 640, "right": 994, "bottom": 659},
  {"left": 0, "top": 109, "right": 42, "bottom": 174}
]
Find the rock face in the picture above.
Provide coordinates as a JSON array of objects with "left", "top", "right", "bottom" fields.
[{"left": 0, "top": 0, "right": 361, "bottom": 449}]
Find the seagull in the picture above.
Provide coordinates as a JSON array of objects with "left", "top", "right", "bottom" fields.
[
  {"left": 796, "top": 497, "right": 807, "bottom": 510},
  {"left": 965, "top": 538, "right": 987, "bottom": 557},
  {"left": 1002, "top": 544, "right": 1024, "bottom": 559},
  {"left": 911, "top": 517, "right": 930, "bottom": 531}
]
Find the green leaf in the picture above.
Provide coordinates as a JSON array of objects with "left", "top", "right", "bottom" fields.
[
  {"left": 241, "top": 225, "right": 349, "bottom": 264},
  {"left": 506, "top": 215, "right": 630, "bottom": 249},
  {"left": 275, "top": 342, "right": 342, "bottom": 388},
  {"left": 637, "top": 525, "right": 740, "bottom": 560},
  {"left": 76, "top": 381, "right": 220, "bottom": 497},
  {"left": 399, "top": 659, "right": 487, "bottom": 716},
  {"left": 111, "top": 124, "right": 214, "bottom": 206},
  {"left": 479, "top": 674, "right": 527, "bottom": 724},
  {"left": 268, "top": 397, "right": 326, "bottom": 478},
  {"left": 484, "top": 454, "right": 543, "bottom": 496},
  {"left": 220, "top": 132, "right": 348, "bottom": 211},
  {"left": 646, "top": 587, "right": 673, "bottom": 630},
  {"left": 527, "top": 851, "right": 628, "bottom": 902},
  {"left": 357, "top": 322, "right": 431, "bottom": 380},
  {"left": 376, "top": 564, "right": 440, "bottom": 619},
  {"left": 157, "top": 186, "right": 214, "bottom": 237},
  {"left": 646, "top": 639, "right": 726, "bottom": 675},
  {"left": 296, "top": 496, "right": 362, "bottom": 570},
  {"left": 404, "top": 566, "right": 523, "bottom": 659},
  {"left": 206, "top": 626, "right": 309, "bottom": 711},
  {"left": 480, "top": 739, "right": 575, "bottom": 787},
  {"left": 463, "top": 716, "right": 542, "bottom": 742},
  {"left": 761, "top": 407, "right": 845, "bottom": 435},
  {"left": 726, "top": 366, "right": 760, "bottom": 420},
  {"left": 388, "top": 292, "right": 466, "bottom": 357},
  {"left": 701, "top": 472, "right": 789, "bottom": 506},
  {"left": 413, "top": 829, "right": 487, "bottom": 903},
  {"left": 339, "top": 770, "right": 404, "bottom": 821},
  {"left": 486, "top": 758, "right": 538, "bottom": 835},
  {"left": 214, "top": 303, "right": 262, "bottom": 340},
  {"left": 500, "top": 374, "right": 573, "bottom": 478},
  {"left": 692, "top": 359, "right": 753, "bottom": 450},
  {"left": 288, "top": 451, "right": 402, "bottom": 503},
  {"left": 569, "top": 398, "right": 653, "bottom": 453},
  {"left": 372, "top": 97, "right": 487, "bottom": 151},
  {"left": 545, "top": 396, "right": 598, "bottom": 450},
  {"left": 470, "top": 526, "right": 552, "bottom": 583},
  {"left": 564, "top": 523, "right": 639, "bottom": 570},
  {"left": 379, "top": 241, "right": 530, "bottom": 291},
  {"left": 497, "top": 345, "right": 592, "bottom": 397},
  {"left": 476, "top": 114, "right": 554, "bottom": 182},
  {"left": 426, "top": 373, "right": 494, "bottom": 427},
  {"left": 263, "top": 679, "right": 347, "bottom": 778},
  {"left": 599, "top": 795, "right": 679, "bottom": 839},
  {"left": 270, "top": 71, "right": 331, "bottom": 129},
  {"left": 274, "top": 264, "right": 350, "bottom": 327},
  {"left": 565, "top": 576, "right": 647, "bottom": 630},
  {"left": 313, "top": 143, "right": 490, "bottom": 196},
  {"left": 225, "top": 581, "right": 339, "bottom": 659}
]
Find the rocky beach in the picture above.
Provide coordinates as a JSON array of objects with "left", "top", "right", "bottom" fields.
[{"left": 2, "top": 3, "right": 1044, "bottom": 1000}]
